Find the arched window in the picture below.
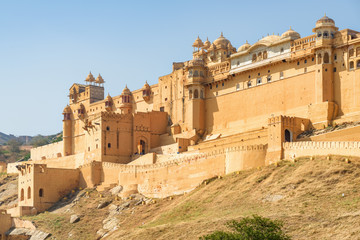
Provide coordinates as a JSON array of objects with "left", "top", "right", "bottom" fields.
[
  {"left": 194, "top": 89, "right": 199, "bottom": 99},
  {"left": 252, "top": 54, "right": 257, "bottom": 62},
  {"left": 27, "top": 187, "right": 31, "bottom": 199},
  {"left": 200, "top": 90, "right": 204, "bottom": 99},
  {"left": 236, "top": 83, "right": 240, "bottom": 91},
  {"left": 194, "top": 70, "right": 199, "bottom": 77},
  {"left": 189, "top": 90, "right": 193, "bottom": 100},
  {"left": 349, "top": 49, "right": 354, "bottom": 57},
  {"left": 285, "top": 129, "right": 292, "bottom": 142},
  {"left": 188, "top": 70, "right": 193, "bottom": 77},
  {"left": 323, "top": 31, "right": 329, "bottom": 38},
  {"left": 357, "top": 60, "right": 360, "bottom": 68},
  {"left": 263, "top": 51, "right": 267, "bottom": 59},
  {"left": 39, "top": 189, "right": 44, "bottom": 197},
  {"left": 280, "top": 72, "right": 284, "bottom": 79},
  {"left": 21, "top": 189, "right": 24, "bottom": 201},
  {"left": 247, "top": 81, "right": 252, "bottom": 88},
  {"left": 317, "top": 31, "right": 322, "bottom": 38},
  {"left": 350, "top": 61, "right": 354, "bottom": 69},
  {"left": 257, "top": 78, "right": 262, "bottom": 85},
  {"left": 324, "top": 52, "right": 330, "bottom": 64},
  {"left": 317, "top": 54, "right": 322, "bottom": 64},
  {"left": 267, "top": 75, "right": 272, "bottom": 82}
]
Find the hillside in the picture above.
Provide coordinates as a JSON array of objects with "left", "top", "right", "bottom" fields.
[
  {"left": 0, "top": 132, "right": 62, "bottom": 146},
  {"left": 20, "top": 155, "right": 360, "bottom": 240}
]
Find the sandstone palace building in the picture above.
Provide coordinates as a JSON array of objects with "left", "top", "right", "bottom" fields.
[{"left": 3, "top": 16, "right": 360, "bottom": 218}]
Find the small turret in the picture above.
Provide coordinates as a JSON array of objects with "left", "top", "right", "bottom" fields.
[
  {"left": 142, "top": 81, "right": 151, "bottom": 101},
  {"left": 85, "top": 72, "right": 95, "bottom": 85},
  {"left": 95, "top": 74, "right": 105, "bottom": 86},
  {"left": 120, "top": 85, "right": 132, "bottom": 114},
  {"left": 313, "top": 14, "right": 338, "bottom": 39},
  {"left": 105, "top": 94, "right": 113, "bottom": 111}
]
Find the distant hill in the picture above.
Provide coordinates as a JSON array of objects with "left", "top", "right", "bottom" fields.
[
  {"left": 0, "top": 132, "right": 62, "bottom": 146},
  {"left": 0, "top": 132, "right": 33, "bottom": 145}
]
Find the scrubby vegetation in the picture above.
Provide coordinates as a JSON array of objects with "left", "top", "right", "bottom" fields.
[{"left": 200, "top": 215, "right": 290, "bottom": 240}]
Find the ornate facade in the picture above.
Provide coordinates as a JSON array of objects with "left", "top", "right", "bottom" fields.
[{"left": 4, "top": 16, "right": 360, "bottom": 218}]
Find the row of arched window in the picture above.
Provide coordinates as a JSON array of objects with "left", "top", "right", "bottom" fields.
[
  {"left": 349, "top": 47, "right": 360, "bottom": 58},
  {"left": 20, "top": 187, "right": 44, "bottom": 201},
  {"left": 317, "top": 31, "right": 335, "bottom": 39},
  {"left": 189, "top": 89, "right": 204, "bottom": 99},
  {"left": 252, "top": 51, "right": 268, "bottom": 62},
  {"left": 317, "top": 52, "right": 330, "bottom": 64},
  {"left": 188, "top": 70, "right": 204, "bottom": 78},
  {"left": 121, "top": 95, "right": 131, "bottom": 103},
  {"left": 349, "top": 60, "right": 360, "bottom": 70}
]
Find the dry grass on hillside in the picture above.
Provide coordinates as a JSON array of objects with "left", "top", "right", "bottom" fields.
[
  {"left": 0, "top": 173, "right": 18, "bottom": 209},
  {"left": 26, "top": 156, "right": 360, "bottom": 240}
]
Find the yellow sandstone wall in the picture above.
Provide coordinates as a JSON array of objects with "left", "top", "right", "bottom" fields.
[
  {"left": 283, "top": 141, "right": 360, "bottom": 159},
  {"left": 205, "top": 71, "right": 316, "bottom": 135},
  {"left": 30, "top": 141, "right": 64, "bottom": 161}
]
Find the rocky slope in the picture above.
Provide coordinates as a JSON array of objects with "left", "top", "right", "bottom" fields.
[{"left": 19, "top": 155, "right": 360, "bottom": 240}]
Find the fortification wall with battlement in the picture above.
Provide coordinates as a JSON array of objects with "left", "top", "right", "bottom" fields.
[{"left": 283, "top": 141, "right": 360, "bottom": 159}]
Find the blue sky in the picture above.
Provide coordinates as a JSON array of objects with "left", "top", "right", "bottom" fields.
[{"left": 0, "top": 0, "right": 359, "bottom": 136}]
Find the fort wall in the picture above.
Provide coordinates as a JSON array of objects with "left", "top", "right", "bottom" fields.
[
  {"left": 94, "top": 144, "right": 267, "bottom": 198},
  {"left": 30, "top": 141, "right": 63, "bottom": 161},
  {"left": 205, "top": 71, "right": 316, "bottom": 135},
  {"left": 283, "top": 141, "right": 360, "bottom": 159}
]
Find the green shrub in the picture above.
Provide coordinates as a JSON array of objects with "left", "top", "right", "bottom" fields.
[{"left": 200, "top": 215, "right": 290, "bottom": 240}]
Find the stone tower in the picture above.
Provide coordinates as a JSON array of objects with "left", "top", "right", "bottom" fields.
[
  {"left": 120, "top": 86, "right": 132, "bottom": 114},
  {"left": 62, "top": 105, "right": 72, "bottom": 156},
  {"left": 311, "top": 15, "right": 339, "bottom": 126}
]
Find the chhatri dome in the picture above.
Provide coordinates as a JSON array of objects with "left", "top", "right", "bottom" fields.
[
  {"left": 202, "top": 37, "right": 211, "bottom": 50},
  {"left": 122, "top": 85, "right": 131, "bottom": 95},
  {"left": 281, "top": 27, "right": 301, "bottom": 39},
  {"left": 259, "top": 34, "right": 281, "bottom": 43},
  {"left": 237, "top": 41, "right": 251, "bottom": 52},
  {"left": 105, "top": 94, "right": 112, "bottom": 101},
  {"left": 85, "top": 72, "right": 95, "bottom": 83},
  {"left": 95, "top": 74, "right": 105, "bottom": 84},
  {"left": 316, "top": 14, "right": 335, "bottom": 28},
  {"left": 142, "top": 81, "right": 150, "bottom": 90},
  {"left": 213, "top": 32, "right": 231, "bottom": 48},
  {"left": 63, "top": 105, "right": 72, "bottom": 113},
  {"left": 192, "top": 36, "right": 204, "bottom": 48}
]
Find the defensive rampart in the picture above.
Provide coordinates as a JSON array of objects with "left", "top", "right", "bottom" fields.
[
  {"left": 30, "top": 141, "right": 63, "bottom": 161},
  {"left": 283, "top": 141, "right": 360, "bottom": 159},
  {"left": 98, "top": 144, "right": 267, "bottom": 198}
]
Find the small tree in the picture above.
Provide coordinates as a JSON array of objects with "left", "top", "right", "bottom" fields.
[
  {"left": 200, "top": 215, "right": 290, "bottom": 240},
  {"left": 7, "top": 139, "right": 21, "bottom": 153}
]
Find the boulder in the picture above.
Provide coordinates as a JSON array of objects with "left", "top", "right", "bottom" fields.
[
  {"left": 70, "top": 214, "right": 80, "bottom": 224},
  {"left": 97, "top": 201, "right": 111, "bottom": 209},
  {"left": 110, "top": 185, "right": 123, "bottom": 195}
]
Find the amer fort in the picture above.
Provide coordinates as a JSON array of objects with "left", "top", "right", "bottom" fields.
[{"left": 1, "top": 15, "right": 360, "bottom": 228}]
